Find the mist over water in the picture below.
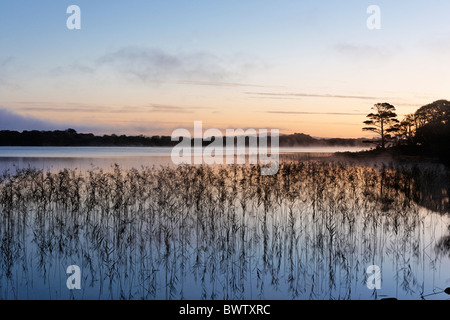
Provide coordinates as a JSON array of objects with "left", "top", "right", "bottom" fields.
[{"left": 0, "top": 146, "right": 367, "bottom": 173}]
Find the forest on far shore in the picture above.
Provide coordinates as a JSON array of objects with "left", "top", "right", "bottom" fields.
[{"left": 0, "top": 129, "right": 367, "bottom": 148}]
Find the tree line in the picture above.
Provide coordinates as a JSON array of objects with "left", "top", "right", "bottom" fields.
[
  {"left": 362, "top": 99, "right": 450, "bottom": 163},
  {"left": 0, "top": 129, "right": 178, "bottom": 147},
  {"left": 0, "top": 128, "right": 366, "bottom": 147}
]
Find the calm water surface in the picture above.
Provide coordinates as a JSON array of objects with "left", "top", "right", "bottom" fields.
[
  {"left": 0, "top": 146, "right": 367, "bottom": 172},
  {"left": 0, "top": 147, "right": 448, "bottom": 300}
]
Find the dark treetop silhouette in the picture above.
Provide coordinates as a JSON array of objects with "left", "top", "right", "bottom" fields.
[
  {"left": 361, "top": 99, "right": 450, "bottom": 165},
  {"left": 362, "top": 103, "right": 399, "bottom": 149}
]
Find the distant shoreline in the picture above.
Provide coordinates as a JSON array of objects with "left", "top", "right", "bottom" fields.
[{"left": 0, "top": 129, "right": 368, "bottom": 148}]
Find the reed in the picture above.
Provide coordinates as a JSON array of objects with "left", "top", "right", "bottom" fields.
[{"left": 0, "top": 161, "right": 448, "bottom": 300}]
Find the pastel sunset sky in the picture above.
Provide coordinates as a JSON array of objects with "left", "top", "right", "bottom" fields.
[{"left": 0, "top": 1, "right": 449, "bottom": 138}]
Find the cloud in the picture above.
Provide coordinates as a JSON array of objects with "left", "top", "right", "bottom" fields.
[
  {"left": 0, "top": 57, "right": 16, "bottom": 87},
  {"left": 267, "top": 111, "right": 367, "bottom": 116},
  {"left": 97, "top": 46, "right": 253, "bottom": 83},
  {"left": 419, "top": 33, "right": 450, "bottom": 56},
  {"left": 146, "top": 104, "right": 191, "bottom": 113},
  {"left": 246, "top": 92, "right": 379, "bottom": 100},
  {"left": 145, "top": 104, "right": 214, "bottom": 113},
  {"left": 12, "top": 101, "right": 203, "bottom": 114},
  {"left": 15, "top": 103, "right": 109, "bottom": 114},
  {"left": 0, "top": 108, "right": 65, "bottom": 131},
  {"left": 45, "top": 47, "right": 264, "bottom": 87},
  {"left": 50, "top": 62, "right": 95, "bottom": 76},
  {"left": 0, "top": 57, "right": 13, "bottom": 67},
  {"left": 333, "top": 43, "right": 396, "bottom": 61},
  {"left": 178, "top": 81, "right": 270, "bottom": 88},
  {"left": 0, "top": 107, "right": 169, "bottom": 135}
]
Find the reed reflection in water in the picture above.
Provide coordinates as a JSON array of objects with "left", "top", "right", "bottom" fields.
[{"left": 0, "top": 161, "right": 449, "bottom": 300}]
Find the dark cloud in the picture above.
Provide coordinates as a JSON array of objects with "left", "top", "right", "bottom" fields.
[{"left": 0, "top": 108, "right": 66, "bottom": 131}]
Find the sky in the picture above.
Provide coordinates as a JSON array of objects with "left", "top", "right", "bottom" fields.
[{"left": 0, "top": 0, "right": 450, "bottom": 138}]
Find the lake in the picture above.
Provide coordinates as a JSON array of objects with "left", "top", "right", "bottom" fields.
[
  {"left": 0, "top": 147, "right": 448, "bottom": 300},
  {"left": 0, "top": 146, "right": 367, "bottom": 172}
]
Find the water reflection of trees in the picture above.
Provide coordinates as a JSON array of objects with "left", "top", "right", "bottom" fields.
[
  {"left": 0, "top": 162, "right": 449, "bottom": 300},
  {"left": 436, "top": 224, "right": 450, "bottom": 259}
]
